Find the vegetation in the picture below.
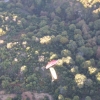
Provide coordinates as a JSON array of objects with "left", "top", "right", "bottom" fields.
[{"left": 0, "top": 0, "right": 100, "bottom": 100}]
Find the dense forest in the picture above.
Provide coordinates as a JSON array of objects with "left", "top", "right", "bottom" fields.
[{"left": 0, "top": 0, "right": 100, "bottom": 100}]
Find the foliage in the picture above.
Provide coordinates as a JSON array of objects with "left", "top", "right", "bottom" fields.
[
  {"left": 55, "top": 7, "right": 61, "bottom": 14},
  {"left": 85, "top": 96, "right": 92, "bottom": 100},
  {"left": 69, "top": 24, "right": 76, "bottom": 31},
  {"left": 67, "top": 40, "right": 77, "bottom": 52},
  {"left": 0, "top": 0, "right": 100, "bottom": 99},
  {"left": 1, "top": 80, "right": 10, "bottom": 89},
  {"left": 78, "top": 46, "right": 94, "bottom": 58},
  {"left": 72, "top": 95, "right": 79, "bottom": 100},
  {"left": 96, "top": 35, "right": 100, "bottom": 45},
  {"left": 65, "top": 98, "right": 71, "bottom": 100},
  {"left": 58, "top": 94, "right": 64, "bottom": 100},
  {"left": 75, "top": 54, "right": 85, "bottom": 66},
  {"left": 0, "top": 28, "right": 6, "bottom": 36},
  {"left": 74, "top": 29, "right": 82, "bottom": 35},
  {"left": 60, "top": 36, "right": 69, "bottom": 44},
  {"left": 71, "top": 66, "right": 79, "bottom": 74},
  {"left": 96, "top": 72, "right": 100, "bottom": 83},
  {"left": 84, "top": 78, "right": 93, "bottom": 86},
  {"left": 61, "top": 49, "right": 71, "bottom": 57},
  {"left": 75, "top": 74, "right": 87, "bottom": 88},
  {"left": 6, "top": 97, "right": 12, "bottom": 100},
  {"left": 94, "top": 19, "right": 100, "bottom": 30}
]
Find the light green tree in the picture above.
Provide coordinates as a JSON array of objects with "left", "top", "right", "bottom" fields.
[
  {"left": 58, "top": 94, "right": 64, "bottom": 100},
  {"left": 75, "top": 74, "right": 87, "bottom": 88}
]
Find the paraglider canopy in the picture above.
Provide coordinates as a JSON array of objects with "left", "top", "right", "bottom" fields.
[{"left": 46, "top": 60, "right": 58, "bottom": 69}]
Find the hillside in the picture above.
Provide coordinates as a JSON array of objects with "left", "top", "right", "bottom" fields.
[{"left": 0, "top": 0, "right": 100, "bottom": 100}]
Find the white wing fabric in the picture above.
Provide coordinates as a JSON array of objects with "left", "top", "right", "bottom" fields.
[{"left": 49, "top": 67, "right": 57, "bottom": 82}]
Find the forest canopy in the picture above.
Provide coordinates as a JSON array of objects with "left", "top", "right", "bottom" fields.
[{"left": 0, "top": 0, "right": 100, "bottom": 100}]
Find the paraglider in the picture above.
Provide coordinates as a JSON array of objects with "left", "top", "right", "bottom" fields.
[
  {"left": 46, "top": 60, "right": 58, "bottom": 69},
  {"left": 49, "top": 67, "right": 57, "bottom": 82},
  {"left": 45, "top": 60, "right": 58, "bottom": 82}
]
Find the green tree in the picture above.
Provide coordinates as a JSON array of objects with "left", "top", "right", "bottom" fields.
[
  {"left": 81, "top": 60, "right": 92, "bottom": 68},
  {"left": 50, "top": 24, "right": 57, "bottom": 31},
  {"left": 78, "top": 46, "right": 94, "bottom": 58},
  {"left": 75, "top": 74, "right": 87, "bottom": 88},
  {"left": 65, "top": 98, "right": 71, "bottom": 100},
  {"left": 85, "top": 96, "right": 92, "bottom": 100},
  {"left": 6, "top": 3, "right": 15, "bottom": 9},
  {"left": 39, "top": 25, "right": 50, "bottom": 35},
  {"left": 59, "top": 86, "right": 67, "bottom": 96},
  {"left": 96, "top": 72, "right": 100, "bottom": 83},
  {"left": 75, "top": 54, "right": 85, "bottom": 65},
  {"left": 96, "top": 35, "right": 100, "bottom": 45},
  {"left": 65, "top": 7, "right": 74, "bottom": 20},
  {"left": 1, "top": 80, "right": 10, "bottom": 89},
  {"left": 70, "top": 66, "right": 79, "bottom": 74},
  {"left": 16, "top": 2, "right": 23, "bottom": 8},
  {"left": 67, "top": 40, "right": 77, "bottom": 52},
  {"left": 39, "top": 20, "right": 47, "bottom": 27},
  {"left": 62, "top": 56, "right": 75, "bottom": 65},
  {"left": 74, "top": 34, "right": 84, "bottom": 47},
  {"left": 69, "top": 24, "right": 76, "bottom": 31},
  {"left": 58, "top": 94, "right": 64, "bottom": 100},
  {"left": 73, "top": 96, "right": 79, "bottom": 100},
  {"left": 55, "top": 7, "right": 61, "bottom": 14},
  {"left": 21, "top": 18, "right": 27, "bottom": 26},
  {"left": 59, "top": 21, "right": 66, "bottom": 30},
  {"left": 74, "top": 29, "right": 82, "bottom": 35},
  {"left": 88, "top": 22, "right": 94, "bottom": 30},
  {"left": 62, "top": 31, "right": 68, "bottom": 36},
  {"left": 60, "top": 36, "right": 69, "bottom": 44},
  {"left": 92, "top": 12, "right": 99, "bottom": 20},
  {"left": 61, "top": 49, "right": 71, "bottom": 57},
  {"left": 84, "top": 78, "right": 93, "bottom": 87},
  {"left": 94, "top": 19, "right": 100, "bottom": 30}
]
